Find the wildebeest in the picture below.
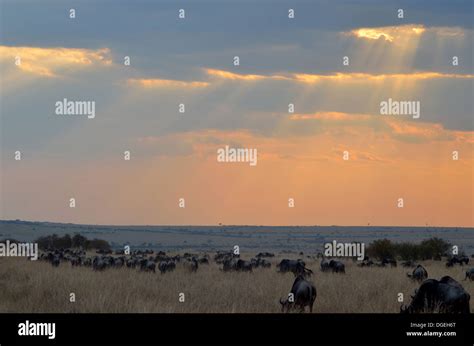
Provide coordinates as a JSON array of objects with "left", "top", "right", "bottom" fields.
[
  {"left": 92, "top": 257, "right": 106, "bottom": 271},
  {"left": 446, "top": 255, "right": 470, "bottom": 267},
  {"left": 381, "top": 258, "right": 397, "bottom": 267},
  {"left": 402, "top": 260, "right": 416, "bottom": 268},
  {"left": 222, "top": 258, "right": 239, "bottom": 272},
  {"left": 251, "top": 257, "right": 271, "bottom": 269},
  {"left": 196, "top": 257, "right": 209, "bottom": 265},
  {"left": 70, "top": 256, "right": 82, "bottom": 267},
  {"left": 278, "top": 259, "right": 312, "bottom": 277},
  {"left": 321, "top": 259, "right": 345, "bottom": 273},
  {"left": 407, "top": 265, "right": 428, "bottom": 282},
  {"left": 320, "top": 258, "right": 331, "bottom": 271},
  {"left": 51, "top": 256, "right": 60, "bottom": 267},
  {"left": 158, "top": 261, "right": 176, "bottom": 274},
  {"left": 236, "top": 259, "right": 253, "bottom": 272},
  {"left": 96, "top": 249, "right": 112, "bottom": 255},
  {"left": 140, "top": 259, "right": 156, "bottom": 273},
  {"left": 330, "top": 260, "right": 345, "bottom": 273},
  {"left": 126, "top": 258, "right": 138, "bottom": 268},
  {"left": 280, "top": 275, "right": 317, "bottom": 313},
  {"left": 114, "top": 257, "right": 125, "bottom": 268},
  {"left": 465, "top": 268, "right": 474, "bottom": 281},
  {"left": 214, "top": 251, "right": 239, "bottom": 264},
  {"left": 357, "top": 257, "right": 374, "bottom": 267},
  {"left": 182, "top": 258, "right": 199, "bottom": 272},
  {"left": 256, "top": 252, "right": 275, "bottom": 258},
  {"left": 221, "top": 258, "right": 253, "bottom": 272},
  {"left": 401, "top": 276, "right": 470, "bottom": 313}
]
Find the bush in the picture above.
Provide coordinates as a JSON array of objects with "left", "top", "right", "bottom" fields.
[
  {"left": 365, "top": 239, "right": 396, "bottom": 260},
  {"left": 366, "top": 237, "right": 450, "bottom": 261},
  {"left": 87, "top": 239, "right": 110, "bottom": 251},
  {"left": 35, "top": 234, "right": 110, "bottom": 251}
]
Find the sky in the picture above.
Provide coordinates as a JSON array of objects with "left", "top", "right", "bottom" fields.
[{"left": 0, "top": 0, "right": 473, "bottom": 226}]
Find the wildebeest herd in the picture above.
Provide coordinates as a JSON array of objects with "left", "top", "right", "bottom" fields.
[{"left": 36, "top": 248, "right": 472, "bottom": 313}]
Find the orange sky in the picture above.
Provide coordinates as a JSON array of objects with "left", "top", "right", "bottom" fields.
[
  {"left": 3, "top": 121, "right": 473, "bottom": 226},
  {"left": 1, "top": 23, "right": 473, "bottom": 226}
]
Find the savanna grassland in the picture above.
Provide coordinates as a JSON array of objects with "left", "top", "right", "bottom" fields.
[{"left": 0, "top": 255, "right": 472, "bottom": 313}]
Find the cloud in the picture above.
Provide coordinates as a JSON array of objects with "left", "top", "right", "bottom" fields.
[
  {"left": 205, "top": 68, "right": 288, "bottom": 81},
  {"left": 282, "top": 110, "right": 472, "bottom": 145},
  {"left": 348, "top": 25, "right": 426, "bottom": 42},
  {"left": 128, "top": 78, "right": 209, "bottom": 89},
  {"left": 347, "top": 25, "right": 467, "bottom": 43},
  {"left": 332, "top": 146, "right": 389, "bottom": 163},
  {"left": 134, "top": 130, "right": 250, "bottom": 158},
  {"left": 0, "top": 45, "right": 112, "bottom": 77},
  {"left": 291, "top": 72, "right": 473, "bottom": 84},
  {"left": 385, "top": 119, "right": 456, "bottom": 143},
  {"left": 289, "top": 112, "right": 370, "bottom": 121},
  {"left": 204, "top": 68, "right": 473, "bottom": 85}
]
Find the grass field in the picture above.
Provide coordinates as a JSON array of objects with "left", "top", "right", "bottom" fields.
[{"left": 0, "top": 255, "right": 472, "bottom": 313}]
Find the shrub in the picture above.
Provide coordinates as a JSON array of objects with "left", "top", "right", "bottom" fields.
[
  {"left": 35, "top": 234, "right": 110, "bottom": 251},
  {"left": 366, "top": 237, "right": 451, "bottom": 261}
]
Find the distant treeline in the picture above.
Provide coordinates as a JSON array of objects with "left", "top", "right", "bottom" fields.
[
  {"left": 35, "top": 234, "right": 111, "bottom": 251},
  {"left": 366, "top": 237, "right": 452, "bottom": 261}
]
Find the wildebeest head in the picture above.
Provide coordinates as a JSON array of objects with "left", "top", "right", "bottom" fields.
[
  {"left": 279, "top": 297, "right": 292, "bottom": 313},
  {"left": 401, "top": 277, "right": 470, "bottom": 314}
]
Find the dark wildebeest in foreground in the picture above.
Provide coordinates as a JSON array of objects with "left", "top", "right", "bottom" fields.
[
  {"left": 401, "top": 276, "right": 470, "bottom": 313},
  {"left": 321, "top": 259, "right": 345, "bottom": 273},
  {"left": 280, "top": 275, "right": 317, "bottom": 313},
  {"left": 465, "top": 268, "right": 474, "bottom": 281},
  {"left": 407, "top": 265, "right": 428, "bottom": 282},
  {"left": 446, "top": 255, "right": 470, "bottom": 267},
  {"left": 277, "top": 259, "right": 312, "bottom": 278}
]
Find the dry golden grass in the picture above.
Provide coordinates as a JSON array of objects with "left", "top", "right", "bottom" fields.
[{"left": 0, "top": 256, "right": 472, "bottom": 313}]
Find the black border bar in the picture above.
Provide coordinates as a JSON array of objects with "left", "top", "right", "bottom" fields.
[{"left": 1, "top": 313, "right": 472, "bottom": 345}]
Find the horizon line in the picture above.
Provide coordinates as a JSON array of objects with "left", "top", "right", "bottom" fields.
[{"left": 1, "top": 219, "right": 472, "bottom": 229}]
